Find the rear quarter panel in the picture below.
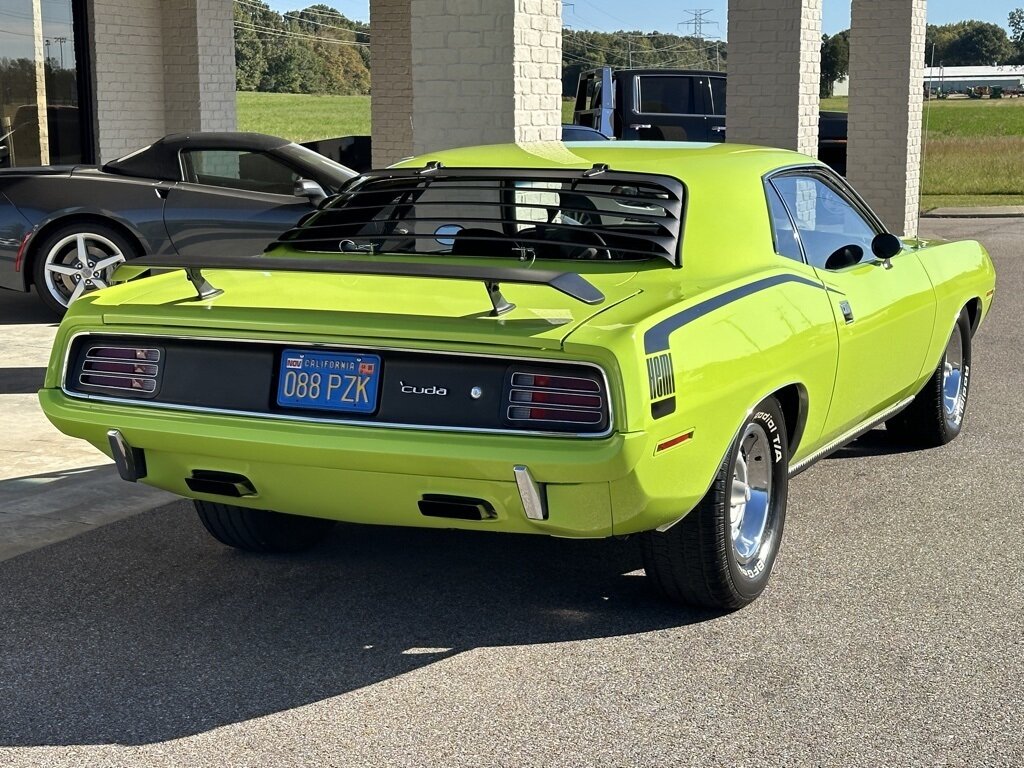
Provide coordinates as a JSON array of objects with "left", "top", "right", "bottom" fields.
[{"left": 564, "top": 265, "right": 839, "bottom": 534}]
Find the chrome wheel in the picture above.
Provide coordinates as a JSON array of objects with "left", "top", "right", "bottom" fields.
[
  {"left": 729, "top": 422, "right": 775, "bottom": 577},
  {"left": 942, "top": 322, "right": 966, "bottom": 426},
  {"left": 42, "top": 232, "right": 126, "bottom": 308}
]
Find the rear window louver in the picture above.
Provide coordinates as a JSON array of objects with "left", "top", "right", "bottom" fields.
[{"left": 269, "top": 166, "right": 685, "bottom": 265}]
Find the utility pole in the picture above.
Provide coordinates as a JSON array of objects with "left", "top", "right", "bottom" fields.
[{"left": 55, "top": 36, "right": 67, "bottom": 69}]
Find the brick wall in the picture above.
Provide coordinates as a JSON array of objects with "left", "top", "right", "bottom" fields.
[
  {"left": 398, "top": 0, "right": 560, "bottom": 156},
  {"left": 727, "top": 0, "right": 822, "bottom": 156},
  {"left": 89, "top": 0, "right": 236, "bottom": 163},
  {"left": 847, "top": 0, "right": 927, "bottom": 236},
  {"left": 370, "top": 0, "right": 414, "bottom": 166}
]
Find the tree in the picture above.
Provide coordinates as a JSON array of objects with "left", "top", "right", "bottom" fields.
[
  {"left": 925, "top": 21, "right": 1014, "bottom": 66},
  {"left": 1009, "top": 9, "right": 1024, "bottom": 63},
  {"left": 820, "top": 31, "right": 849, "bottom": 98},
  {"left": 233, "top": 3, "right": 266, "bottom": 91}
]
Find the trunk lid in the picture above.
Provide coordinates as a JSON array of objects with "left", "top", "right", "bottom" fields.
[{"left": 98, "top": 265, "right": 646, "bottom": 351}]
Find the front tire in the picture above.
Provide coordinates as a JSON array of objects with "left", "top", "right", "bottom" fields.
[
  {"left": 194, "top": 500, "right": 335, "bottom": 553},
  {"left": 31, "top": 223, "right": 138, "bottom": 317},
  {"left": 886, "top": 308, "right": 972, "bottom": 447},
  {"left": 640, "top": 397, "right": 790, "bottom": 610}
]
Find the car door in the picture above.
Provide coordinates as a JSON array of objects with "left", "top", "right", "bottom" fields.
[
  {"left": 706, "top": 75, "right": 727, "bottom": 142},
  {"left": 770, "top": 170, "right": 936, "bottom": 440},
  {"left": 163, "top": 148, "right": 315, "bottom": 258},
  {"left": 627, "top": 74, "right": 708, "bottom": 141}
]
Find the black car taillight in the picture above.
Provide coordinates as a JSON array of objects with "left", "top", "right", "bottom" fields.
[
  {"left": 506, "top": 368, "right": 608, "bottom": 433},
  {"left": 74, "top": 344, "right": 162, "bottom": 397}
]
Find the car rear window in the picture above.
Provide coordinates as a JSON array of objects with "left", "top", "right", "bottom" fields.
[{"left": 270, "top": 168, "right": 685, "bottom": 265}]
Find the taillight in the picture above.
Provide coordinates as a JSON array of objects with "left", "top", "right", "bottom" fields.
[
  {"left": 77, "top": 345, "right": 162, "bottom": 396},
  {"left": 506, "top": 368, "right": 607, "bottom": 432}
]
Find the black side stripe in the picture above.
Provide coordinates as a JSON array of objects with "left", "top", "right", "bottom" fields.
[{"left": 643, "top": 274, "right": 826, "bottom": 354}]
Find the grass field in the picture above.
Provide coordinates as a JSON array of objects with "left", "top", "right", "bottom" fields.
[
  {"left": 236, "top": 92, "right": 370, "bottom": 143},
  {"left": 240, "top": 91, "right": 1024, "bottom": 209}
]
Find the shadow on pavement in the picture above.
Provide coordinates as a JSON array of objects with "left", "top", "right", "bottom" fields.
[
  {"left": 0, "top": 366, "right": 47, "bottom": 394},
  {"left": 0, "top": 502, "right": 705, "bottom": 747},
  {"left": 826, "top": 427, "right": 931, "bottom": 461},
  {"left": 0, "top": 289, "right": 57, "bottom": 326}
]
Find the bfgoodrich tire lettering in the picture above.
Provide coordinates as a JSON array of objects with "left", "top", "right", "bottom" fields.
[
  {"left": 194, "top": 500, "right": 335, "bottom": 553},
  {"left": 640, "top": 396, "right": 789, "bottom": 610},
  {"left": 886, "top": 308, "right": 972, "bottom": 448}
]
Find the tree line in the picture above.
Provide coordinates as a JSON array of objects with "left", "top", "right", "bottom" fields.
[
  {"left": 821, "top": 12, "right": 1024, "bottom": 97},
  {"left": 233, "top": 1, "right": 370, "bottom": 95},
  {"left": 232, "top": 3, "right": 1024, "bottom": 98}
]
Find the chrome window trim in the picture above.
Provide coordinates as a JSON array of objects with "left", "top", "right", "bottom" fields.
[{"left": 60, "top": 331, "right": 616, "bottom": 440}]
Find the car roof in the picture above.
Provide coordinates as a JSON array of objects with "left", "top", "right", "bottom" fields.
[
  {"left": 103, "top": 132, "right": 292, "bottom": 181},
  {"left": 394, "top": 141, "right": 821, "bottom": 181}
]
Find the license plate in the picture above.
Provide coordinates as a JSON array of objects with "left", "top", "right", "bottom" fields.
[{"left": 276, "top": 349, "right": 381, "bottom": 414}]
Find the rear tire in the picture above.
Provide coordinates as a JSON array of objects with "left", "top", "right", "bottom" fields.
[
  {"left": 194, "top": 500, "right": 335, "bottom": 553},
  {"left": 886, "top": 308, "right": 972, "bottom": 448},
  {"left": 640, "top": 396, "right": 789, "bottom": 610}
]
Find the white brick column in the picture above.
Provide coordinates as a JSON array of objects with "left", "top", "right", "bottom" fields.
[
  {"left": 847, "top": 0, "right": 927, "bottom": 236},
  {"left": 90, "top": 0, "right": 236, "bottom": 162},
  {"left": 370, "top": 0, "right": 414, "bottom": 166},
  {"left": 727, "top": 0, "right": 822, "bottom": 156},
  {"left": 408, "top": 0, "right": 562, "bottom": 155}
]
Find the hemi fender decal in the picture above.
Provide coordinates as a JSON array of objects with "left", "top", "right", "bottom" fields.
[{"left": 643, "top": 274, "right": 826, "bottom": 354}]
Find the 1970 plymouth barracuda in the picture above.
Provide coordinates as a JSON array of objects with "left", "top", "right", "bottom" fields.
[
  {"left": 0, "top": 132, "right": 356, "bottom": 315},
  {"left": 39, "top": 142, "right": 996, "bottom": 609}
]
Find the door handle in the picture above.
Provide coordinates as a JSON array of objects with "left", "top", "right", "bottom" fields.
[
  {"left": 711, "top": 126, "right": 727, "bottom": 134},
  {"left": 630, "top": 124, "right": 652, "bottom": 130},
  {"left": 839, "top": 300, "right": 855, "bottom": 324}
]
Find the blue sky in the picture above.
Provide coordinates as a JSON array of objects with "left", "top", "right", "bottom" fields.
[{"left": 268, "top": 0, "right": 1021, "bottom": 36}]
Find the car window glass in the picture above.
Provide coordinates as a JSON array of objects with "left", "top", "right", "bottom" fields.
[
  {"left": 183, "top": 150, "right": 298, "bottom": 195},
  {"left": 766, "top": 184, "right": 803, "bottom": 262},
  {"left": 708, "top": 78, "right": 726, "bottom": 116},
  {"left": 771, "top": 175, "right": 877, "bottom": 269},
  {"left": 638, "top": 76, "right": 695, "bottom": 114}
]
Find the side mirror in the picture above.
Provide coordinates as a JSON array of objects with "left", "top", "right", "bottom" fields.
[
  {"left": 824, "top": 244, "right": 864, "bottom": 271},
  {"left": 294, "top": 178, "right": 327, "bottom": 204},
  {"left": 871, "top": 233, "right": 903, "bottom": 269}
]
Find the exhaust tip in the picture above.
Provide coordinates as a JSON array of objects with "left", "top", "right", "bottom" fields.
[
  {"left": 418, "top": 494, "right": 496, "bottom": 521},
  {"left": 186, "top": 470, "right": 257, "bottom": 498}
]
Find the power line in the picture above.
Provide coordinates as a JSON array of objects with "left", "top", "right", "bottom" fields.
[{"left": 234, "top": 20, "right": 369, "bottom": 47}]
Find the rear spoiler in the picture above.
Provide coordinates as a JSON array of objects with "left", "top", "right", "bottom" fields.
[{"left": 125, "top": 254, "right": 606, "bottom": 317}]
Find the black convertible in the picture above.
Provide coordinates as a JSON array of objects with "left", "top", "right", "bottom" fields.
[{"left": 0, "top": 132, "right": 356, "bottom": 315}]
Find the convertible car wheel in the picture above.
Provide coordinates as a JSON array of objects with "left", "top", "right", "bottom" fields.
[
  {"left": 32, "top": 223, "right": 138, "bottom": 316},
  {"left": 887, "top": 308, "right": 972, "bottom": 447},
  {"left": 641, "top": 397, "right": 789, "bottom": 610},
  {"left": 194, "top": 500, "right": 336, "bottom": 553}
]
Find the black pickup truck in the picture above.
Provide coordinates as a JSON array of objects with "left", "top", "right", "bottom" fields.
[{"left": 573, "top": 68, "right": 848, "bottom": 174}]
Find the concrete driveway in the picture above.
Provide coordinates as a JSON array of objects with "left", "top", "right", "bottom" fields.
[{"left": 0, "top": 219, "right": 1021, "bottom": 766}]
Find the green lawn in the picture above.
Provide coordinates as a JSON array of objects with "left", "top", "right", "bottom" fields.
[
  {"left": 239, "top": 91, "right": 1024, "bottom": 208},
  {"left": 236, "top": 92, "right": 371, "bottom": 143}
]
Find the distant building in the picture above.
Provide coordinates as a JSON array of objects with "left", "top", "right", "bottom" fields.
[{"left": 924, "top": 66, "right": 1024, "bottom": 93}]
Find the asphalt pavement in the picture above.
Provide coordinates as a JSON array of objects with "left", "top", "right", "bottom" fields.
[{"left": 0, "top": 217, "right": 1021, "bottom": 766}]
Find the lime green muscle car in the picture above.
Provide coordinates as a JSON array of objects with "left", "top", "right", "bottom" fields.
[{"left": 39, "top": 142, "right": 996, "bottom": 610}]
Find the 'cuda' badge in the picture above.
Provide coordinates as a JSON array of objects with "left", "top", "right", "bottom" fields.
[{"left": 400, "top": 381, "right": 448, "bottom": 396}]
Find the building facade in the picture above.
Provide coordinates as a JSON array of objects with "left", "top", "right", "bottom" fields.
[{"left": 1, "top": 0, "right": 236, "bottom": 168}]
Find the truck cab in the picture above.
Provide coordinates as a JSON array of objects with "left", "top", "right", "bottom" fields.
[
  {"left": 574, "top": 68, "right": 726, "bottom": 142},
  {"left": 574, "top": 67, "right": 848, "bottom": 174}
]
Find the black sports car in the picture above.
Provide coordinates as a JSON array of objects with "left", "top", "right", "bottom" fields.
[{"left": 0, "top": 132, "right": 357, "bottom": 315}]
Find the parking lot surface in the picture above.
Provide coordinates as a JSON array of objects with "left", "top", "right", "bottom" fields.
[{"left": 0, "top": 218, "right": 1021, "bottom": 766}]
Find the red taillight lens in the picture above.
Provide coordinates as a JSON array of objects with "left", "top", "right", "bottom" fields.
[
  {"left": 77, "top": 345, "right": 161, "bottom": 396},
  {"left": 506, "top": 368, "right": 606, "bottom": 431}
]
